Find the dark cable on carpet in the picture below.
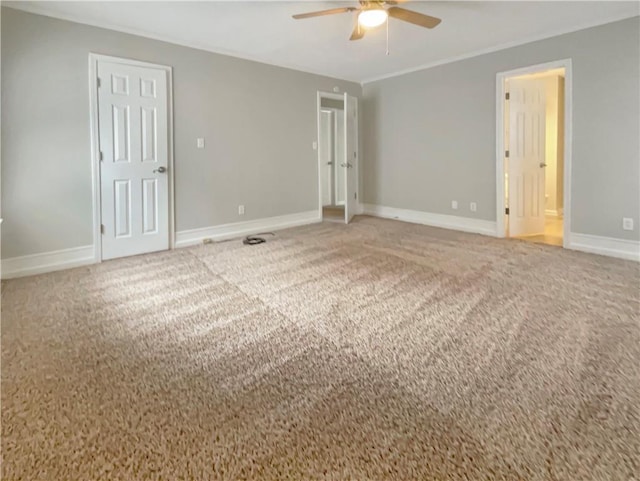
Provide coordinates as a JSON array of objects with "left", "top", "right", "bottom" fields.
[{"left": 243, "top": 232, "right": 275, "bottom": 245}]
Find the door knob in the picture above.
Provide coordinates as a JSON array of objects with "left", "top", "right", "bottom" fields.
[
  {"left": 341, "top": 162, "right": 353, "bottom": 168},
  {"left": 153, "top": 166, "right": 167, "bottom": 173},
  {"left": 327, "top": 162, "right": 334, "bottom": 165},
  {"left": 539, "top": 163, "right": 547, "bottom": 168}
]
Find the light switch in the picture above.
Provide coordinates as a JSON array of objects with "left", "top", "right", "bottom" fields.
[
  {"left": 197, "top": 138, "right": 205, "bottom": 149},
  {"left": 312, "top": 141, "right": 318, "bottom": 150}
]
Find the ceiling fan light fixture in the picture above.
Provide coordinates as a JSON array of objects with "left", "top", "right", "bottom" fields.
[{"left": 358, "top": 8, "right": 388, "bottom": 28}]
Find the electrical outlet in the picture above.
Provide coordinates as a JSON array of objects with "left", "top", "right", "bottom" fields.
[
  {"left": 470, "top": 202, "right": 477, "bottom": 212},
  {"left": 238, "top": 205, "right": 245, "bottom": 216},
  {"left": 451, "top": 200, "right": 458, "bottom": 210},
  {"left": 312, "top": 141, "right": 318, "bottom": 150},
  {"left": 196, "top": 138, "right": 205, "bottom": 149},
  {"left": 622, "top": 217, "right": 634, "bottom": 231}
]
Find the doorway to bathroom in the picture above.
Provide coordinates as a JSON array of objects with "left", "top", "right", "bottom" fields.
[{"left": 496, "top": 59, "right": 572, "bottom": 247}]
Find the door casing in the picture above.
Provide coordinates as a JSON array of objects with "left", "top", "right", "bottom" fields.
[
  {"left": 496, "top": 59, "right": 572, "bottom": 248},
  {"left": 89, "top": 53, "right": 175, "bottom": 263}
]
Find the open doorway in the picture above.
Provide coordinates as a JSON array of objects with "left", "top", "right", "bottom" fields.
[
  {"left": 496, "top": 60, "right": 572, "bottom": 248},
  {"left": 319, "top": 98, "right": 346, "bottom": 222},
  {"left": 316, "top": 92, "right": 359, "bottom": 224}
]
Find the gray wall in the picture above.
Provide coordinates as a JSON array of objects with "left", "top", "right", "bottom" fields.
[
  {"left": 1, "top": 7, "right": 361, "bottom": 258},
  {"left": 320, "top": 98, "right": 344, "bottom": 110},
  {"left": 363, "top": 17, "right": 640, "bottom": 241}
]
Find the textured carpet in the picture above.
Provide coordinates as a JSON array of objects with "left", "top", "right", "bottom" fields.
[{"left": 2, "top": 216, "right": 639, "bottom": 480}]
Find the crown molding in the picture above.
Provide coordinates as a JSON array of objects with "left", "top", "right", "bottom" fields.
[{"left": 360, "top": 13, "right": 639, "bottom": 85}]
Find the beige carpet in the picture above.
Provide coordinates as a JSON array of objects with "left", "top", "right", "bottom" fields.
[{"left": 2, "top": 216, "right": 639, "bottom": 480}]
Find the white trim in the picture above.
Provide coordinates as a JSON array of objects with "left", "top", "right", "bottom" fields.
[
  {"left": 175, "top": 210, "right": 321, "bottom": 248},
  {"left": 545, "top": 209, "right": 561, "bottom": 218},
  {"left": 88, "top": 55, "right": 101, "bottom": 263},
  {"left": 316, "top": 91, "right": 324, "bottom": 221},
  {"left": 361, "top": 13, "right": 638, "bottom": 84},
  {"left": 362, "top": 204, "right": 497, "bottom": 237},
  {"left": 568, "top": 233, "right": 640, "bottom": 262},
  {"left": 88, "top": 53, "right": 175, "bottom": 263},
  {"left": 1, "top": 245, "right": 95, "bottom": 279},
  {"left": 496, "top": 58, "right": 573, "bottom": 249}
]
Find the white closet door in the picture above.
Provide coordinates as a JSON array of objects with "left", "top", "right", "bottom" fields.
[{"left": 98, "top": 60, "right": 169, "bottom": 260}]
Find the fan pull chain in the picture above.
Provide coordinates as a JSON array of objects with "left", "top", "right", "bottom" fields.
[{"left": 386, "top": 18, "right": 390, "bottom": 55}]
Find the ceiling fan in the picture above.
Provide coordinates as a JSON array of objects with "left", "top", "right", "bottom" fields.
[{"left": 292, "top": 1, "right": 441, "bottom": 41}]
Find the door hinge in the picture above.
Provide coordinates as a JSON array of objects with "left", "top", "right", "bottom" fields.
[
  {"left": 505, "top": 92, "right": 510, "bottom": 100},
  {"left": 505, "top": 150, "right": 510, "bottom": 158},
  {"left": 100, "top": 224, "right": 105, "bottom": 234},
  {"left": 505, "top": 207, "right": 510, "bottom": 215},
  {"left": 99, "top": 151, "right": 103, "bottom": 161},
  {"left": 354, "top": 192, "right": 357, "bottom": 200},
  {"left": 353, "top": 151, "right": 356, "bottom": 159},
  {"left": 97, "top": 77, "right": 101, "bottom": 88}
]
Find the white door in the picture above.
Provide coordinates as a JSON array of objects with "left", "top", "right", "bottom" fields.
[
  {"left": 98, "top": 60, "right": 170, "bottom": 260},
  {"left": 319, "top": 110, "right": 334, "bottom": 206},
  {"left": 343, "top": 93, "right": 358, "bottom": 223},
  {"left": 507, "top": 78, "right": 546, "bottom": 237},
  {"left": 334, "top": 110, "right": 346, "bottom": 205}
]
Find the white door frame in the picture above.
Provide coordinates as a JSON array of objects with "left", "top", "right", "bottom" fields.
[
  {"left": 495, "top": 58, "right": 572, "bottom": 248},
  {"left": 88, "top": 53, "right": 175, "bottom": 263},
  {"left": 316, "top": 91, "right": 360, "bottom": 220}
]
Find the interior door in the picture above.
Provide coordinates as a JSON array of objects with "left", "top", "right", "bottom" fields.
[
  {"left": 334, "top": 110, "right": 345, "bottom": 205},
  {"left": 343, "top": 93, "right": 358, "bottom": 223},
  {"left": 319, "top": 110, "right": 334, "bottom": 206},
  {"left": 98, "top": 60, "right": 169, "bottom": 260},
  {"left": 507, "top": 77, "right": 546, "bottom": 237}
]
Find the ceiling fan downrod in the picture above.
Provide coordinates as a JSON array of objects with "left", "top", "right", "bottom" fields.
[{"left": 386, "top": 15, "right": 390, "bottom": 55}]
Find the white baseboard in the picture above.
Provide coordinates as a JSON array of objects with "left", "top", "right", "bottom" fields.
[
  {"left": 175, "top": 210, "right": 321, "bottom": 248},
  {"left": 1, "top": 245, "right": 95, "bottom": 279},
  {"left": 545, "top": 209, "right": 561, "bottom": 217},
  {"left": 362, "top": 204, "right": 497, "bottom": 237},
  {"left": 1, "top": 211, "right": 321, "bottom": 278},
  {"left": 568, "top": 233, "right": 640, "bottom": 262}
]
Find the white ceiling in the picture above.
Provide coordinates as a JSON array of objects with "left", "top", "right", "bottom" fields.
[{"left": 6, "top": 1, "right": 639, "bottom": 83}]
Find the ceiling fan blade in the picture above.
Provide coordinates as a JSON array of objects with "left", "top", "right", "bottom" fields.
[
  {"left": 350, "top": 21, "right": 365, "bottom": 41},
  {"left": 292, "top": 7, "right": 356, "bottom": 20},
  {"left": 387, "top": 6, "right": 442, "bottom": 29}
]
